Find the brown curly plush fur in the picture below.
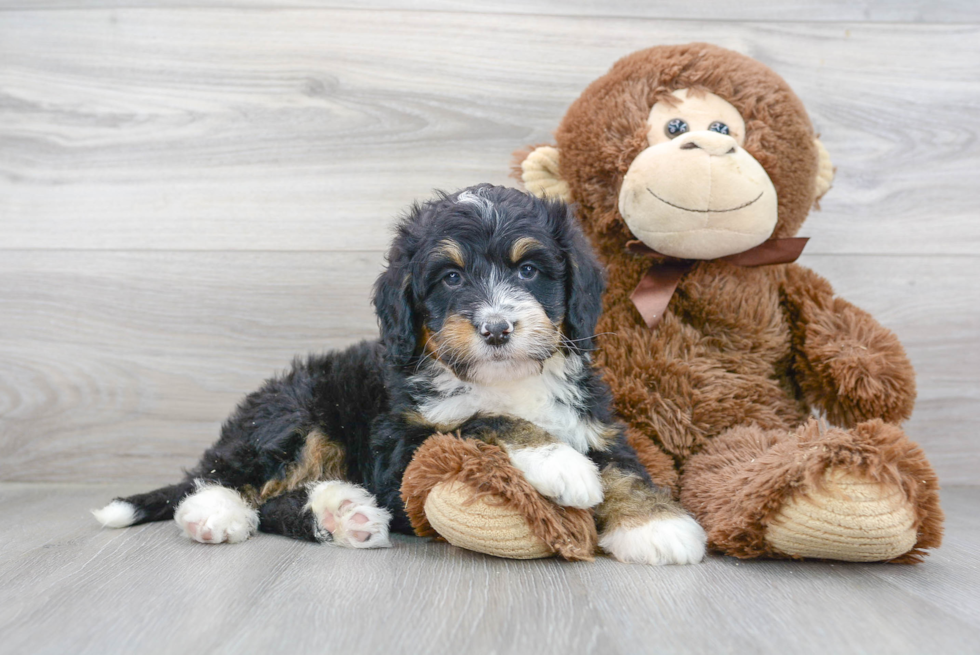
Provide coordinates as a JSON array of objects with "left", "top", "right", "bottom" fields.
[
  {"left": 527, "top": 43, "right": 943, "bottom": 561},
  {"left": 401, "top": 433, "right": 598, "bottom": 561}
]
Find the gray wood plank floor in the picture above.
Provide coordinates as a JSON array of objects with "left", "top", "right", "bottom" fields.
[{"left": 1, "top": 483, "right": 977, "bottom": 655}]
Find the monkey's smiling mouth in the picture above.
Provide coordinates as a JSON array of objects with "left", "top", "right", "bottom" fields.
[{"left": 646, "top": 188, "right": 763, "bottom": 213}]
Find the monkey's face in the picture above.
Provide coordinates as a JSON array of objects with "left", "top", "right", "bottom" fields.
[{"left": 617, "top": 89, "right": 779, "bottom": 260}]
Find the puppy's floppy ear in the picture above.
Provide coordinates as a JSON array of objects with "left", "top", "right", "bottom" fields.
[
  {"left": 554, "top": 202, "right": 606, "bottom": 353},
  {"left": 373, "top": 237, "right": 419, "bottom": 368}
]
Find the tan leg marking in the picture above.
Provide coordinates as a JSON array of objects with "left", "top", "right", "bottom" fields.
[
  {"left": 260, "top": 430, "right": 347, "bottom": 501},
  {"left": 597, "top": 467, "right": 706, "bottom": 565},
  {"left": 595, "top": 467, "right": 685, "bottom": 532}
]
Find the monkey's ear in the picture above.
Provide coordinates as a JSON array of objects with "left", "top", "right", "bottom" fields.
[
  {"left": 813, "top": 138, "right": 835, "bottom": 204},
  {"left": 515, "top": 145, "right": 572, "bottom": 203}
]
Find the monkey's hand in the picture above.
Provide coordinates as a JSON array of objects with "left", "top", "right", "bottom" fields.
[{"left": 783, "top": 266, "right": 916, "bottom": 428}]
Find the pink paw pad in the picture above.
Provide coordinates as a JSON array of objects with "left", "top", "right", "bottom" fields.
[
  {"left": 185, "top": 520, "right": 213, "bottom": 543},
  {"left": 308, "top": 481, "right": 392, "bottom": 549},
  {"left": 348, "top": 512, "right": 371, "bottom": 542},
  {"left": 320, "top": 500, "right": 371, "bottom": 542},
  {"left": 321, "top": 510, "right": 337, "bottom": 533}
]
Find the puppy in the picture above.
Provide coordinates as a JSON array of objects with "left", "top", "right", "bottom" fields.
[{"left": 93, "top": 185, "right": 706, "bottom": 565}]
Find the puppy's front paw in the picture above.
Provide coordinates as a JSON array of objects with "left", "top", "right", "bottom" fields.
[
  {"left": 600, "top": 514, "right": 707, "bottom": 565},
  {"left": 174, "top": 484, "right": 259, "bottom": 544},
  {"left": 307, "top": 481, "right": 392, "bottom": 549},
  {"left": 507, "top": 444, "right": 603, "bottom": 509}
]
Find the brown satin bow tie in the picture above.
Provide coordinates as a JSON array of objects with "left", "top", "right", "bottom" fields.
[{"left": 627, "top": 237, "right": 809, "bottom": 328}]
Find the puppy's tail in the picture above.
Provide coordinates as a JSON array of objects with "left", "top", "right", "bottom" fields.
[{"left": 91, "top": 480, "right": 196, "bottom": 528}]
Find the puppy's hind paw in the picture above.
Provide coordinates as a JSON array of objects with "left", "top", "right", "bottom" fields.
[
  {"left": 174, "top": 484, "right": 259, "bottom": 544},
  {"left": 600, "top": 514, "right": 707, "bottom": 565},
  {"left": 307, "top": 481, "right": 392, "bottom": 549}
]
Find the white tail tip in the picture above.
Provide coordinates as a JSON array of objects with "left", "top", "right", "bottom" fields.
[{"left": 91, "top": 500, "right": 139, "bottom": 528}]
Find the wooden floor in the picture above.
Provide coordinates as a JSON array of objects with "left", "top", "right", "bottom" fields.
[{"left": 0, "top": 483, "right": 977, "bottom": 655}]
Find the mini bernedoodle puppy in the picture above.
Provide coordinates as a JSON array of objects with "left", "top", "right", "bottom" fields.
[{"left": 93, "top": 184, "right": 707, "bottom": 565}]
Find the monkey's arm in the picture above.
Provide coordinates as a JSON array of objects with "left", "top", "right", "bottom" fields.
[
  {"left": 370, "top": 413, "right": 606, "bottom": 521},
  {"left": 780, "top": 264, "right": 916, "bottom": 427}
]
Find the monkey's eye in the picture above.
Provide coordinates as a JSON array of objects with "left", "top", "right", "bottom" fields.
[
  {"left": 518, "top": 263, "right": 538, "bottom": 281},
  {"left": 443, "top": 270, "right": 463, "bottom": 287},
  {"left": 665, "top": 118, "right": 689, "bottom": 138},
  {"left": 708, "top": 121, "right": 730, "bottom": 135}
]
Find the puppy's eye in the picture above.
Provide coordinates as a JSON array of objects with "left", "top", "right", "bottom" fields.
[
  {"left": 443, "top": 270, "right": 463, "bottom": 287},
  {"left": 665, "top": 118, "right": 689, "bottom": 138},
  {"left": 708, "top": 121, "right": 730, "bottom": 135},
  {"left": 518, "top": 264, "right": 538, "bottom": 280}
]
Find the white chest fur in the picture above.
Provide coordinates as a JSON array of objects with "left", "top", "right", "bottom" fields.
[{"left": 413, "top": 353, "right": 606, "bottom": 453}]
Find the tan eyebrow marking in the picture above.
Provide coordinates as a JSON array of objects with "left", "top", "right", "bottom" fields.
[
  {"left": 434, "top": 239, "right": 465, "bottom": 268},
  {"left": 510, "top": 237, "right": 543, "bottom": 263}
]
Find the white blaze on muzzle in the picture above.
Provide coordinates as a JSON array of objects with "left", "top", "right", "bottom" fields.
[
  {"left": 476, "top": 279, "right": 537, "bottom": 330},
  {"left": 466, "top": 278, "right": 556, "bottom": 372}
]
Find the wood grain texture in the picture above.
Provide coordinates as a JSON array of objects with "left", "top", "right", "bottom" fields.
[
  {"left": 0, "top": 251, "right": 380, "bottom": 483},
  {"left": 1, "top": 11, "right": 978, "bottom": 255},
  {"left": 0, "top": 483, "right": 978, "bottom": 655},
  {"left": 0, "top": 7, "right": 977, "bottom": 488},
  {"left": 1, "top": 1, "right": 977, "bottom": 23},
  {"left": 0, "top": 251, "right": 976, "bottom": 484}
]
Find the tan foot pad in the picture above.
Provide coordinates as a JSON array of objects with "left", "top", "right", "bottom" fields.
[
  {"left": 425, "top": 481, "right": 553, "bottom": 559},
  {"left": 765, "top": 470, "right": 917, "bottom": 562}
]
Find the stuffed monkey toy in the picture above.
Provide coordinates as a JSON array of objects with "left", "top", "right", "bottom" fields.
[
  {"left": 402, "top": 43, "right": 942, "bottom": 563},
  {"left": 512, "top": 43, "right": 943, "bottom": 562}
]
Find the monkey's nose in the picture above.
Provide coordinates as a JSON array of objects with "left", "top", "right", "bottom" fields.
[
  {"left": 677, "top": 131, "right": 738, "bottom": 156},
  {"left": 480, "top": 320, "right": 513, "bottom": 346}
]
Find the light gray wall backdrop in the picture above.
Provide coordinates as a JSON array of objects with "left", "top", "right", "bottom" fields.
[{"left": 1, "top": 1, "right": 978, "bottom": 485}]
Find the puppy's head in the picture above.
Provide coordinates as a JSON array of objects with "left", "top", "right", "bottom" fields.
[{"left": 373, "top": 184, "right": 605, "bottom": 382}]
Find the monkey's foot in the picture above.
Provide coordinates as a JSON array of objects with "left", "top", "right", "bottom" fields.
[
  {"left": 424, "top": 480, "right": 554, "bottom": 559},
  {"left": 764, "top": 469, "right": 916, "bottom": 561},
  {"left": 400, "top": 433, "right": 598, "bottom": 561},
  {"left": 681, "top": 419, "right": 943, "bottom": 563}
]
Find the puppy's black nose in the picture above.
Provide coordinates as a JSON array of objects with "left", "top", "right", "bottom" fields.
[{"left": 480, "top": 320, "right": 513, "bottom": 346}]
